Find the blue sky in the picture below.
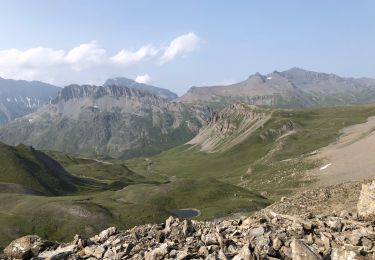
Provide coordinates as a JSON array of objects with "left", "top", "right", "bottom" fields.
[{"left": 0, "top": 1, "right": 374, "bottom": 95}]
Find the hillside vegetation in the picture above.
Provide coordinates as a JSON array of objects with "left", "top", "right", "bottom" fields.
[
  {"left": 0, "top": 142, "right": 269, "bottom": 248},
  {"left": 126, "top": 104, "right": 375, "bottom": 199},
  {"left": 0, "top": 143, "right": 92, "bottom": 195}
]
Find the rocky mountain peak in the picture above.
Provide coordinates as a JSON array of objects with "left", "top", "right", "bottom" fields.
[
  {"left": 104, "top": 77, "right": 178, "bottom": 100},
  {"left": 52, "top": 84, "right": 161, "bottom": 104},
  {"left": 280, "top": 67, "right": 332, "bottom": 83},
  {"left": 247, "top": 72, "right": 266, "bottom": 83}
]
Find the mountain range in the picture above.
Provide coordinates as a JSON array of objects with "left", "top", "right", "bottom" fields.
[
  {"left": 2, "top": 68, "right": 375, "bottom": 159},
  {"left": 0, "top": 84, "right": 211, "bottom": 158},
  {"left": 178, "top": 67, "right": 375, "bottom": 108},
  {"left": 0, "top": 77, "right": 60, "bottom": 125}
]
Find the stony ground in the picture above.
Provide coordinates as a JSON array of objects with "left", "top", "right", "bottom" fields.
[
  {"left": 267, "top": 180, "right": 365, "bottom": 217},
  {"left": 2, "top": 211, "right": 375, "bottom": 259},
  {"left": 3, "top": 181, "right": 375, "bottom": 260}
]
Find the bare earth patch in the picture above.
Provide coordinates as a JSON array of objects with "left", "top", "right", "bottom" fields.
[{"left": 307, "top": 116, "right": 375, "bottom": 186}]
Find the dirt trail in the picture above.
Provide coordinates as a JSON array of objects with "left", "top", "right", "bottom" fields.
[{"left": 309, "top": 116, "right": 375, "bottom": 186}]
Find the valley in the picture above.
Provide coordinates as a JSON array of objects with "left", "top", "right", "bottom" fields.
[{"left": 2, "top": 99, "right": 375, "bottom": 249}]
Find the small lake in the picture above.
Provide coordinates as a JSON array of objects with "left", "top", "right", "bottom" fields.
[{"left": 169, "top": 208, "right": 200, "bottom": 218}]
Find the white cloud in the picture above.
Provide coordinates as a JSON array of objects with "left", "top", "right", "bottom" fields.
[
  {"left": 65, "top": 41, "right": 106, "bottom": 71},
  {"left": 111, "top": 45, "right": 158, "bottom": 65},
  {"left": 0, "top": 42, "right": 156, "bottom": 85},
  {"left": 160, "top": 32, "right": 200, "bottom": 64},
  {"left": 135, "top": 74, "right": 151, "bottom": 84},
  {"left": 0, "top": 33, "right": 200, "bottom": 86},
  {"left": 0, "top": 47, "right": 65, "bottom": 68}
]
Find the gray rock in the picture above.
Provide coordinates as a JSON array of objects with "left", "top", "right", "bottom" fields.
[
  {"left": 357, "top": 181, "right": 375, "bottom": 218},
  {"left": 144, "top": 243, "right": 169, "bottom": 260},
  {"left": 202, "top": 231, "right": 218, "bottom": 245},
  {"left": 331, "top": 246, "right": 363, "bottom": 260},
  {"left": 361, "top": 237, "right": 373, "bottom": 249},
  {"left": 291, "top": 239, "right": 323, "bottom": 260},
  {"left": 3, "top": 235, "right": 54, "bottom": 259},
  {"left": 38, "top": 245, "right": 77, "bottom": 259},
  {"left": 249, "top": 226, "right": 265, "bottom": 237},
  {"left": 93, "top": 245, "right": 106, "bottom": 258},
  {"left": 232, "top": 243, "right": 252, "bottom": 260},
  {"left": 272, "top": 237, "right": 283, "bottom": 251},
  {"left": 182, "top": 219, "right": 194, "bottom": 237},
  {"left": 198, "top": 245, "right": 209, "bottom": 257},
  {"left": 349, "top": 230, "right": 362, "bottom": 246},
  {"left": 98, "top": 227, "right": 117, "bottom": 242},
  {"left": 164, "top": 216, "right": 175, "bottom": 233}
]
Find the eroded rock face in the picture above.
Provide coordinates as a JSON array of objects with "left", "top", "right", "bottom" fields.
[
  {"left": 358, "top": 181, "right": 375, "bottom": 219},
  {"left": 3, "top": 211, "right": 375, "bottom": 260}
]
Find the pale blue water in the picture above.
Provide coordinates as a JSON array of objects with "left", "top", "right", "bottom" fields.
[{"left": 170, "top": 209, "right": 200, "bottom": 218}]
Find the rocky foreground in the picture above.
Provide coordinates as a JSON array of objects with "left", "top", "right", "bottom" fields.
[{"left": 3, "top": 182, "right": 375, "bottom": 260}]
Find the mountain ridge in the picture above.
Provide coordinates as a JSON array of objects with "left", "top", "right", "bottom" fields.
[
  {"left": 104, "top": 77, "right": 178, "bottom": 100},
  {"left": 178, "top": 67, "right": 375, "bottom": 108},
  {"left": 0, "top": 84, "right": 211, "bottom": 158}
]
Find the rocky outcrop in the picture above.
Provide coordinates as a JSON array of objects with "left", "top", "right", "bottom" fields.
[
  {"left": 358, "top": 181, "right": 375, "bottom": 219},
  {"left": 4, "top": 209, "right": 375, "bottom": 259},
  {"left": 187, "top": 104, "right": 272, "bottom": 152},
  {"left": 104, "top": 77, "right": 178, "bottom": 100}
]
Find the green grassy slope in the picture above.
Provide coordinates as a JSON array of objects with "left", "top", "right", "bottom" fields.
[
  {"left": 45, "top": 151, "right": 154, "bottom": 190},
  {"left": 0, "top": 178, "right": 269, "bottom": 248},
  {"left": 0, "top": 144, "right": 270, "bottom": 248},
  {"left": 126, "top": 104, "right": 375, "bottom": 198},
  {"left": 0, "top": 143, "right": 95, "bottom": 195}
]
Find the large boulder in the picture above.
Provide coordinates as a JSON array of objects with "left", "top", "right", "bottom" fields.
[
  {"left": 357, "top": 181, "right": 375, "bottom": 218},
  {"left": 3, "top": 235, "right": 54, "bottom": 259}
]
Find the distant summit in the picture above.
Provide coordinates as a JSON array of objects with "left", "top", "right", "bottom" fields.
[
  {"left": 52, "top": 84, "right": 158, "bottom": 104},
  {"left": 104, "top": 77, "right": 178, "bottom": 100},
  {"left": 0, "top": 78, "right": 60, "bottom": 125}
]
